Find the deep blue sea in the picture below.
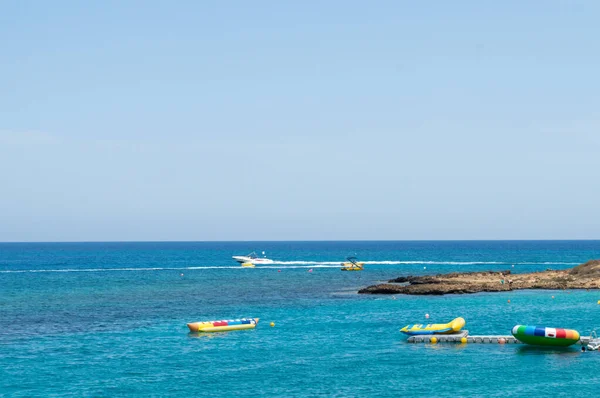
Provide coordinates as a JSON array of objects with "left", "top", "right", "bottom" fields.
[{"left": 2, "top": 241, "right": 600, "bottom": 397}]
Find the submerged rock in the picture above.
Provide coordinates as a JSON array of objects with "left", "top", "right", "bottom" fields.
[{"left": 358, "top": 260, "right": 600, "bottom": 295}]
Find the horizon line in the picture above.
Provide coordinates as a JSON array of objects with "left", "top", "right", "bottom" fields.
[{"left": 1, "top": 239, "right": 599, "bottom": 244}]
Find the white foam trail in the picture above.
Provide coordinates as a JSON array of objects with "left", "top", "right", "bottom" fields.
[
  {"left": 270, "top": 260, "right": 578, "bottom": 265},
  {"left": 270, "top": 260, "right": 507, "bottom": 265},
  {"left": 270, "top": 261, "right": 341, "bottom": 265},
  {"left": 251, "top": 265, "right": 340, "bottom": 269},
  {"left": 0, "top": 260, "right": 580, "bottom": 274},
  {"left": 0, "top": 264, "right": 341, "bottom": 273},
  {"left": 0, "top": 266, "right": 234, "bottom": 273}
]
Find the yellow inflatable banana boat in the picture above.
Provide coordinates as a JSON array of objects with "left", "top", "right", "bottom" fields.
[
  {"left": 340, "top": 256, "right": 364, "bottom": 271},
  {"left": 187, "top": 318, "right": 259, "bottom": 333},
  {"left": 400, "top": 317, "right": 465, "bottom": 336},
  {"left": 341, "top": 262, "right": 364, "bottom": 271}
]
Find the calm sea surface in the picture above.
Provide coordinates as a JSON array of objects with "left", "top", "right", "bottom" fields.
[{"left": 1, "top": 241, "right": 600, "bottom": 397}]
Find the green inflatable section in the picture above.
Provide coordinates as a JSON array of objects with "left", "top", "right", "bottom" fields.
[{"left": 511, "top": 325, "right": 580, "bottom": 347}]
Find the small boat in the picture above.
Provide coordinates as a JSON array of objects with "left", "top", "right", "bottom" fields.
[
  {"left": 232, "top": 252, "right": 274, "bottom": 264},
  {"left": 400, "top": 317, "right": 466, "bottom": 336},
  {"left": 341, "top": 256, "right": 364, "bottom": 271},
  {"left": 586, "top": 339, "right": 600, "bottom": 351},
  {"left": 187, "top": 318, "right": 259, "bottom": 333},
  {"left": 585, "top": 330, "right": 600, "bottom": 351},
  {"left": 511, "top": 325, "right": 580, "bottom": 347},
  {"left": 241, "top": 262, "right": 255, "bottom": 268}
]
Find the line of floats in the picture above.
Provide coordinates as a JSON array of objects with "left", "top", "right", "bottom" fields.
[
  {"left": 186, "top": 316, "right": 600, "bottom": 351},
  {"left": 192, "top": 252, "right": 600, "bottom": 351},
  {"left": 399, "top": 317, "right": 599, "bottom": 349}
]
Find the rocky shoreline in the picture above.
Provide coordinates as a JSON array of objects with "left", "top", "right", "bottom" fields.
[{"left": 358, "top": 260, "right": 600, "bottom": 295}]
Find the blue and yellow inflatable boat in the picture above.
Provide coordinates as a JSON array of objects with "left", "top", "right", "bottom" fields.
[{"left": 400, "top": 317, "right": 465, "bottom": 336}]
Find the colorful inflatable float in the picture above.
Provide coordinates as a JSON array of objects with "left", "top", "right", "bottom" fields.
[
  {"left": 511, "top": 325, "right": 580, "bottom": 347},
  {"left": 400, "top": 317, "right": 466, "bottom": 336},
  {"left": 187, "top": 318, "right": 259, "bottom": 333}
]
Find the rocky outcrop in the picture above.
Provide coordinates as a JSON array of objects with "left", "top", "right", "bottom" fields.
[
  {"left": 358, "top": 261, "right": 600, "bottom": 295},
  {"left": 569, "top": 259, "right": 600, "bottom": 277}
]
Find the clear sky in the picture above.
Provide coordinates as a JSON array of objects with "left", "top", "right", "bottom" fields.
[{"left": 1, "top": 1, "right": 599, "bottom": 241}]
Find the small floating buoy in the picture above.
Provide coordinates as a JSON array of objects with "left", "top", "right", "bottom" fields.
[
  {"left": 270, "top": 322, "right": 275, "bottom": 327},
  {"left": 460, "top": 337, "right": 467, "bottom": 344},
  {"left": 498, "top": 338, "right": 506, "bottom": 344},
  {"left": 430, "top": 337, "right": 437, "bottom": 344},
  {"left": 425, "top": 313, "right": 430, "bottom": 319},
  {"left": 597, "top": 300, "right": 600, "bottom": 305}
]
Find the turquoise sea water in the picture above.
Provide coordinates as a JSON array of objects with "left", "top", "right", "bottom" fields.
[{"left": 1, "top": 241, "right": 600, "bottom": 397}]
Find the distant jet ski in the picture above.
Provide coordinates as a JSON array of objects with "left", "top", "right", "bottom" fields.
[{"left": 232, "top": 252, "right": 274, "bottom": 264}]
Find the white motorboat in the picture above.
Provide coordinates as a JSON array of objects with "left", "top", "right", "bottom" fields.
[{"left": 232, "top": 252, "right": 274, "bottom": 265}]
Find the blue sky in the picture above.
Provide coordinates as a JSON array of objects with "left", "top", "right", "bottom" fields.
[{"left": 1, "top": 1, "right": 599, "bottom": 241}]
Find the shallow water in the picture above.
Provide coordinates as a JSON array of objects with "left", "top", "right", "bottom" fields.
[{"left": 1, "top": 241, "right": 599, "bottom": 396}]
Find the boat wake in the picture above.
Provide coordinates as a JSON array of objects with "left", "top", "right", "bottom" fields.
[
  {"left": 0, "top": 261, "right": 580, "bottom": 274},
  {"left": 0, "top": 265, "right": 342, "bottom": 273},
  {"left": 269, "top": 260, "right": 579, "bottom": 266}
]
